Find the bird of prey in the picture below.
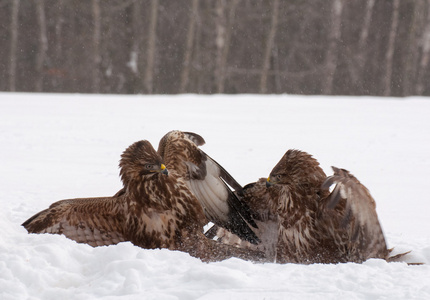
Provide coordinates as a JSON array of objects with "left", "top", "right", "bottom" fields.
[
  {"left": 211, "top": 149, "right": 398, "bottom": 264},
  {"left": 22, "top": 139, "right": 262, "bottom": 262},
  {"left": 157, "top": 130, "right": 259, "bottom": 245}
]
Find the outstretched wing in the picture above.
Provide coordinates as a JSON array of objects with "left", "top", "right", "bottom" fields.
[
  {"left": 158, "top": 130, "right": 260, "bottom": 245},
  {"left": 320, "top": 167, "right": 389, "bottom": 261},
  {"left": 22, "top": 197, "right": 128, "bottom": 247}
]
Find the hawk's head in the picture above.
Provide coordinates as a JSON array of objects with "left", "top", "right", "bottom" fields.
[
  {"left": 119, "top": 140, "right": 168, "bottom": 187},
  {"left": 266, "top": 149, "right": 325, "bottom": 188}
]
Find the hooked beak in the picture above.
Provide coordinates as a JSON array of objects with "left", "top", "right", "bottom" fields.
[
  {"left": 266, "top": 176, "right": 273, "bottom": 188},
  {"left": 160, "top": 164, "right": 168, "bottom": 176}
]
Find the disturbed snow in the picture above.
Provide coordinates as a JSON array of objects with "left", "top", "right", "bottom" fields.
[{"left": 1, "top": 93, "right": 429, "bottom": 299}]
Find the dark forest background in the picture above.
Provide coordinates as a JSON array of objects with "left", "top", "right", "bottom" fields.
[{"left": 2, "top": 0, "right": 430, "bottom": 96}]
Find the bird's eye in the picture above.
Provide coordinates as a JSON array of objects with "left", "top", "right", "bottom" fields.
[
  {"left": 144, "top": 164, "right": 154, "bottom": 170},
  {"left": 276, "top": 174, "right": 282, "bottom": 180}
]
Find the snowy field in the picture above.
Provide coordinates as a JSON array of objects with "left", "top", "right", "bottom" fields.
[{"left": 1, "top": 93, "right": 429, "bottom": 299}]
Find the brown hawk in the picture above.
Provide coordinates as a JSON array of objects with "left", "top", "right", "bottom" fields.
[
  {"left": 157, "top": 130, "right": 259, "bottom": 244},
  {"left": 22, "top": 140, "right": 262, "bottom": 262},
  {"left": 210, "top": 149, "right": 397, "bottom": 264}
]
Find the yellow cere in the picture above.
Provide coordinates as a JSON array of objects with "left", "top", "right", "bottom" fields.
[
  {"left": 267, "top": 177, "right": 271, "bottom": 182},
  {"left": 161, "top": 164, "right": 166, "bottom": 170}
]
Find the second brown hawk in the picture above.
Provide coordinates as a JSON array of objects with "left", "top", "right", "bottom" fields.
[{"left": 210, "top": 149, "right": 397, "bottom": 264}]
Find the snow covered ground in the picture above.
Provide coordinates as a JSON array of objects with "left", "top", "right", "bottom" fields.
[{"left": 1, "top": 93, "right": 429, "bottom": 299}]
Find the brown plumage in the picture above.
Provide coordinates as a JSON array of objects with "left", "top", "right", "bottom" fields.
[
  {"left": 212, "top": 149, "right": 392, "bottom": 264},
  {"left": 22, "top": 140, "right": 263, "bottom": 262},
  {"left": 157, "top": 130, "right": 259, "bottom": 244}
]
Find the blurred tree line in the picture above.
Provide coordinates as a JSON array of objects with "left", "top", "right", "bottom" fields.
[{"left": 1, "top": 0, "right": 430, "bottom": 96}]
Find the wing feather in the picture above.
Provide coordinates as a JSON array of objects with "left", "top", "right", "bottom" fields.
[
  {"left": 207, "top": 179, "right": 277, "bottom": 260},
  {"left": 183, "top": 131, "right": 206, "bottom": 146},
  {"left": 320, "top": 167, "right": 389, "bottom": 260},
  {"left": 22, "top": 196, "right": 128, "bottom": 247},
  {"left": 188, "top": 173, "right": 229, "bottom": 220},
  {"left": 204, "top": 152, "right": 243, "bottom": 192}
]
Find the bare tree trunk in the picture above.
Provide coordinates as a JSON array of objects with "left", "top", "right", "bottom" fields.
[
  {"left": 145, "top": 0, "right": 159, "bottom": 94},
  {"left": 402, "top": 0, "right": 426, "bottom": 96},
  {"left": 213, "top": 0, "right": 240, "bottom": 93},
  {"left": 194, "top": 7, "right": 203, "bottom": 93},
  {"left": 260, "top": 0, "right": 280, "bottom": 94},
  {"left": 416, "top": 0, "right": 430, "bottom": 95},
  {"left": 348, "top": 0, "right": 375, "bottom": 88},
  {"left": 358, "top": 0, "right": 375, "bottom": 51},
  {"left": 35, "top": 0, "right": 48, "bottom": 92},
  {"left": 130, "top": 1, "right": 143, "bottom": 93},
  {"left": 92, "top": 0, "right": 101, "bottom": 93},
  {"left": 214, "top": 0, "right": 226, "bottom": 93},
  {"left": 357, "top": 0, "right": 375, "bottom": 76},
  {"left": 322, "top": 0, "right": 343, "bottom": 95},
  {"left": 9, "top": 0, "right": 20, "bottom": 92},
  {"left": 383, "top": 0, "right": 400, "bottom": 96},
  {"left": 180, "top": 0, "right": 199, "bottom": 93},
  {"left": 52, "top": 0, "right": 65, "bottom": 90},
  {"left": 217, "top": 0, "right": 239, "bottom": 93},
  {"left": 55, "top": 0, "right": 65, "bottom": 57}
]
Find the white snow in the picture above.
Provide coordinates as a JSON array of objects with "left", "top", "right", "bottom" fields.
[{"left": 1, "top": 93, "right": 429, "bottom": 300}]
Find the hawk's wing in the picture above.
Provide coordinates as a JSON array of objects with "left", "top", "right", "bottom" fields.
[
  {"left": 158, "top": 130, "right": 260, "bottom": 245},
  {"left": 206, "top": 179, "right": 278, "bottom": 262},
  {"left": 320, "top": 167, "right": 389, "bottom": 261},
  {"left": 22, "top": 196, "right": 128, "bottom": 247}
]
